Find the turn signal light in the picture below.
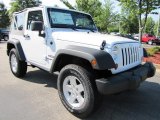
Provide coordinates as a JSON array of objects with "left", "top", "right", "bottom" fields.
[{"left": 91, "top": 59, "right": 97, "bottom": 66}]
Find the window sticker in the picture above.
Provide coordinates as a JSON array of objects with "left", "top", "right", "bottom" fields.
[{"left": 50, "top": 12, "right": 74, "bottom": 25}]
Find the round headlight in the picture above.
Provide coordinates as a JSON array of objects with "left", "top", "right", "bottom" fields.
[
  {"left": 112, "top": 45, "right": 119, "bottom": 53},
  {"left": 112, "top": 45, "right": 119, "bottom": 61},
  {"left": 113, "top": 54, "right": 118, "bottom": 61}
]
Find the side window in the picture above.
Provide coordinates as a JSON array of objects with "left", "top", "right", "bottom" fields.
[
  {"left": 10, "top": 17, "right": 17, "bottom": 30},
  {"left": 10, "top": 12, "right": 25, "bottom": 31},
  {"left": 27, "top": 10, "right": 43, "bottom": 30},
  {"left": 15, "top": 12, "right": 25, "bottom": 30}
]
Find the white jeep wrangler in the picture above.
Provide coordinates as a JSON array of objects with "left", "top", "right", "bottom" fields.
[{"left": 7, "top": 6, "right": 155, "bottom": 118}]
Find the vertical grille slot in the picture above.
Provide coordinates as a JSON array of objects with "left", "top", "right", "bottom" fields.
[
  {"left": 128, "top": 48, "right": 130, "bottom": 64},
  {"left": 125, "top": 48, "right": 128, "bottom": 65},
  {"left": 130, "top": 47, "right": 133, "bottom": 63},
  {"left": 122, "top": 48, "right": 124, "bottom": 66},
  {"left": 137, "top": 47, "right": 139, "bottom": 61},
  {"left": 120, "top": 44, "right": 140, "bottom": 66},
  {"left": 136, "top": 47, "right": 138, "bottom": 61},
  {"left": 134, "top": 47, "right": 136, "bottom": 62}
]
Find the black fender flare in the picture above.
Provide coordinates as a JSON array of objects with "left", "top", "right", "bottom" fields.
[
  {"left": 50, "top": 45, "right": 116, "bottom": 72},
  {"left": 7, "top": 40, "right": 26, "bottom": 61},
  {"left": 143, "top": 48, "right": 148, "bottom": 57}
]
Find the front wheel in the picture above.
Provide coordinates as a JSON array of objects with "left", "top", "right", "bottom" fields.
[
  {"left": 9, "top": 48, "right": 27, "bottom": 78},
  {"left": 57, "top": 64, "right": 99, "bottom": 118},
  {"left": 148, "top": 40, "right": 153, "bottom": 45}
]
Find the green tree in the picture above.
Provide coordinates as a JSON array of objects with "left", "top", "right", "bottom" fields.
[
  {"left": 120, "top": 13, "right": 139, "bottom": 34},
  {"left": 75, "top": 0, "right": 102, "bottom": 18},
  {"left": 154, "top": 22, "right": 160, "bottom": 36},
  {"left": 0, "top": 3, "right": 10, "bottom": 28},
  {"left": 60, "top": 0, "right": 75, "bottom": 9},
  {"left": 9, "top": 0, "right": 41, "bottom": 15},
  {"left": 61, "top": 0, "right": 117, "bottom": 32},
  {"left": 118, "top": 0, "right": 159, "bottom": 42},
  {"left": 61, "top": 0, "right": 102, "bottom": 17},
  {"left": 94, "top": 0, "right": 118, "bottom": 32},
  {"left": 108, "top": 22, "right": 119, "bottom": 33},
  {"left": 143, "top": 17, "right": 155, "bottom": 34}
]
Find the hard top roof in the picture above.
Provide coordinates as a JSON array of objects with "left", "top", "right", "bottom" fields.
[{"left": 14, "top": 5, "right": 90, "bottom": 16}]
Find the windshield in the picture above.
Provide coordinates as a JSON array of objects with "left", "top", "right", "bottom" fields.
[{"left": 47, "top": 8, "right": 97, "bottom": 31}]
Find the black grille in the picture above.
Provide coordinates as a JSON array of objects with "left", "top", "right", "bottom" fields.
[{"left": 121, "top": 46, "right": 140, "bottom": 66}]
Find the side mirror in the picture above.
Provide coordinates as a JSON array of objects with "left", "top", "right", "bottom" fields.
[
  {"left": 30, "top": 21, "right": 45, "bottom": 37},
  {"left": 31, "top": 21, "right": 43, "bottom": 31}
]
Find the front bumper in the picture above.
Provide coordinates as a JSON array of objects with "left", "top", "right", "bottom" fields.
[{"left": 96, "top": 62, "right": 156, "bottom": 95}]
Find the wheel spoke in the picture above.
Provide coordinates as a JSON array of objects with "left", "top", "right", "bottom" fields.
[
  {"left": 68, "top": 96, "right": 76, "bottom": 104},
  {"left": 76, "top": 95, "right": 84, "bottom": 104},
  {"left": 76, "top": 84, "right": 84, "bottom": 93},
  {"left": 11, "top": 54, "right": 18, "bottom": 73},
  {"left": 70, "top": 78, "right": 77, "bottom": 86},
  {"left": 65, "top": 85, "right": 72, "bottom": 92},
  {"left": 63, "top": 75, "right": 85, "bottom": 108}
]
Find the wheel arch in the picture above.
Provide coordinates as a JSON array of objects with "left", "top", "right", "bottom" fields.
[
  {"left": 50, "top": 46, "right": 116, "bottom": 73},
  {"left": 7, "top": 40, "right": 26, "bottom": 61},
  {"left": 51, "top": 53, "right": 93, "bottom": 72}
]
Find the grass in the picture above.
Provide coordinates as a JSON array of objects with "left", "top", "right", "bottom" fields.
[{"left": 147, "top": 47, "right": 160, "bottom": 56}]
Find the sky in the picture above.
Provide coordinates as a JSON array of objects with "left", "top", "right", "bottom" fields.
[{"left": 0, "top": 0, "right": 159, "bottom": 21}]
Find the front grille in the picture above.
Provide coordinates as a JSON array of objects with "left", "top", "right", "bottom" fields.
[
  {"left": 121, "top": 46, "right": 140, "bottom": 66},
  {"left": 111, "top": 43, "right": 141, "bottom": 74}
]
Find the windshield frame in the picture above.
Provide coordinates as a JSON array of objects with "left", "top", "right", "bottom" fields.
[{"left": 47, "top": 8, "right": 98, "bottom": 31}]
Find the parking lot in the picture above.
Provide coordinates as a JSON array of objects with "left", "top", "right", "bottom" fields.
[{"left": 0, "top": 41, "right": 160, "bottom": 120}]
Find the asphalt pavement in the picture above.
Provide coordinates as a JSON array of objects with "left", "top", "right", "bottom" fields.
[{"left": 0, "top": 41, "right": 160, "bottom": 120}]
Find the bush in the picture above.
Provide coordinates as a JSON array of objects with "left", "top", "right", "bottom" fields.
[{"left": 147, "top": 47, "right": 160, "bottom": 56}]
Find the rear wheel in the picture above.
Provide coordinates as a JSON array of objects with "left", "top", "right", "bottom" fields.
[
  {"left": 57, "top": 64, "right": 100, "bottom": 118},
  {"left": 4, "top": 36, "right": 9, "bottom": 41},
  {"left": 9, "top": 48, "right": 27, "bottom": 78}
]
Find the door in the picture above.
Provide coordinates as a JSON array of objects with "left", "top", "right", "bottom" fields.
[{"left": 24, "top": 10, "right": 47, "bottom": 65}]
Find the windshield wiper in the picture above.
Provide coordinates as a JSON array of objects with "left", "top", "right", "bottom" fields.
[
  {"left": 89, "top": 29, "right": 95, "bottom": 32},
  {"left": 52, "top": 25, "right": 78, "bottom": 31},
  {"left": 70, "top": 27, "right": 78, "bottom": 31},
  {"left": 76, "top": 27, "right": 96, "bottom": 32}
]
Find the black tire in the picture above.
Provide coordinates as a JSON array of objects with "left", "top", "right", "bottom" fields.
[
  {"left": 4, "top": 36, "right": 9, "bottom": 41},
  {"left": 9, "top": 48, "right": 27, "bottom": 78},
  {"left": 57, "top": 64, "right": 100, "bottom": 118}
]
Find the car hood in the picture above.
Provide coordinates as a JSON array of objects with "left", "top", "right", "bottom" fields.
[{"left": 52, "top": 31, "right": 139, "bottom": 47}]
